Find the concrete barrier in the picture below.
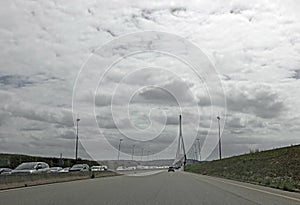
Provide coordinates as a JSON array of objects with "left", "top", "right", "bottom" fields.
[{"left": 0, "top": 171, "right": 120, "bottom": 190}]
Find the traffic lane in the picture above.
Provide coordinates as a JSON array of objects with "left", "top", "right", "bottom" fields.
[
  {"left": 0, "top": 171, "right": 299, "bottom": 205},
  {"left": 0, "top": 172, "right": 256, "bottom": 205},
  {"left": 184, "top": 172, "right": 300, "bottom": 205}
]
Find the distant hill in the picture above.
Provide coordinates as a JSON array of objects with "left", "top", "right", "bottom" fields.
[{"left": 185, "top": 144, "right": 300, "bottom": 192}]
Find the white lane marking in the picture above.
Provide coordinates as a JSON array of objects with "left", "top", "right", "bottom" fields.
[{"left": 187, "top": 173, "right": 300, "bottom": 202}]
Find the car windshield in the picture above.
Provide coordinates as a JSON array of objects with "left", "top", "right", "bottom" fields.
[{"left": 15, "top": 163, "right": 37, "bottom": 170}]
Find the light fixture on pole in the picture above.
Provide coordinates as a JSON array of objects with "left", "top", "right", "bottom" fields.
[
  {"left": 75, "top": 117, "right": 80, "bottom": 161},
  {"left": 217, "top": 115, "right": 222, "bottom": 160},
  {"left": 118, "top": 139, "right": 123, "bottom": 161}
]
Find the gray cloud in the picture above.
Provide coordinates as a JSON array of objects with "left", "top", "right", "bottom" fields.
[
  {"left": 0, "top": 75, "right": 34, "bottom": 88},
  {"left": 292, "top": 69, "right": 300, "bottom": 79},
  {"left": 225, "top": 81, "right": 285, "bottom": 119}
]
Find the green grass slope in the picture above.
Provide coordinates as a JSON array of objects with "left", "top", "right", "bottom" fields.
[{"left": 185, "top": 144, "right": 300, "bottom": 192}]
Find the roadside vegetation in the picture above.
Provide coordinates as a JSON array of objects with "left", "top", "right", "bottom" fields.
[
  {"left": 0, "top": 153, "right": 99, "bottom": 169},
  {"left": 185, "top": 144, "right": 300, "bottom": 192}
]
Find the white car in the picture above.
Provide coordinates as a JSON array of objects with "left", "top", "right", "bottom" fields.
[
  {"left": 91, "top": 166, "right": 107, "bottom": 171},
  {"left": 58, "top": 167, "right": 70, "bottom": 173},
  {"left": 69, "top": 164, "right": 90, "bottom": 172},
  {"left": 12, "top": 162, "right": 49, "bottom": 174},
  {"left": 48, "top": 167, "right": 63, "bottom": 173}
]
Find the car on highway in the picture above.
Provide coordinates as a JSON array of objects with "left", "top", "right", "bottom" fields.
[
  {"left": 11, "top": 162, "right": 50, "bottom": 174},
  {"left": 168, "top": 166, "right": 175, "bottom": 172},
  {"left": 91, "top": 166, "right": 104, "bottom": 171},
  {"left": 174, "top": 164, "right": 181, "bottom": 169},
  {"left": 0, "top": 168, "right": 12, "bottom": 174},
  {"left": 47, "top": 167, "right": 63, "bottom": 173},
  {"left": 69, "top": 164, "right": 90, "bottom": 172},
  {"left": 58, "top": 167, "right": 70, "bottom": 173}
]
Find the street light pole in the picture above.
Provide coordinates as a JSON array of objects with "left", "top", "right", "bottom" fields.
[
  {"left": 118, "top": 139, "right": 123, "bottom": 161},
  {"left": 217, "top": 115, "right": 222, "bottom": 160},
  {"left": 147, "top": 151, "right": 150, "bottom": 161},
  {"left": 75, "top": 117, "right": 80, "bottom": 161},
  {"left": 141, "top": 148, "right": 144, "bottom": 161},
  {"left": 196, "top": 138, "right": 201, "bottom": 161},
  {"left": 194, "top": 144, "right": 197, "bottom": 161},
  {"left": 131, "top": 145, "right": 135, "bottom": 161}
]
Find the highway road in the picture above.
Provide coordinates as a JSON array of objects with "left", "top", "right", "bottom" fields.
[{"left": 1, "top": 171, "right": 300, "bottom": 205}]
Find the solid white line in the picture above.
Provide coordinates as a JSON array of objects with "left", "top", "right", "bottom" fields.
[{"left": 188, "top": 173, "right": 300, "bottom": 202}]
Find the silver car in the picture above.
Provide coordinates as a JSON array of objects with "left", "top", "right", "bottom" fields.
[
  {"left": 12, "top": 162, "right": 49, "bottom": 174},
  {"left": 47, "top": 167, "right": 63, "bottom": 173},
  {"left": 69, "top": 164, "right": 90, "bottom": 172}
]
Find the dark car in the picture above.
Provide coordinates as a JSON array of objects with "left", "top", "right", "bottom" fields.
[
  {"left": 168, "top": 166, "right": 175, "bottom": 172},
  {"left": 69, "top": 164, "right": 90, "bottom": 172}
]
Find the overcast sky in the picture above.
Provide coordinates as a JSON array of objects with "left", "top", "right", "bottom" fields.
[{"left": 0, "top": 0, "right": 299, "bottom": 161}]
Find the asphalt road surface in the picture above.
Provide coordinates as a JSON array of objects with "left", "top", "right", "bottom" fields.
[{"left": 1, "top": 171, "right": 300, "bottom": 205}]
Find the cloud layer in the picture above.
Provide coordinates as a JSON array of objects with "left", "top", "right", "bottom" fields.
[{"left": 0, "top": 0, "right": 300, "bottom": 160}]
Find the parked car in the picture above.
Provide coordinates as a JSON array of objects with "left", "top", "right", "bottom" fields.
[
  {"left": 91, "top": 166, "right": 101, "bottom": 171},
  {"left": 12, "top": 162, "right": 49, "bottom": 174},
  {"left": 0, "top": 168, "right": 12, "bottom": 174},
  {"left": 101, "top": 165, "right": 108, "bottom": 171},
  {"left": 69, "top": 164, "right": 90, "bottom": 172},
  {"left": 58, "top": 167, "right": 70, "bottom": 173},
  {"left": 168, "top": 166, "right": 175, "bottom": 172},
  {"left": 91, "top": 166, "right": 107, "bottom": 171},
  {"left": 174, "top": 164, "right": 181, "bottom": 169},
  {"left": 47, "top": 167, "right": 63, "bottom": 173}
]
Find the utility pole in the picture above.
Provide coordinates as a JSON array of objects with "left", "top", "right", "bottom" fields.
[
  {"left": 75, "top": 117, "right": 80, "bottom": 161},
  {"left": 131, "top": 145, "right": 135, "bottom": 161},
  {"left": 118, "top": 139, "right": 123, "bottom": 161},
  {"left": 196, "top": 138, "right": 201, "bottom": 161},
  {"left": 217, "top": 115, "right": 222, "bottom": 160}
]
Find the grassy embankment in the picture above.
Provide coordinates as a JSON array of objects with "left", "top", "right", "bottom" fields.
[{"left": 185, "top": 144, "right": 300, "bottom": 192}]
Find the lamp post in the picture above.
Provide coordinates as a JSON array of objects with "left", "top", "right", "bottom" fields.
[
  {"left": 194, "top": 144, "right": 198, "bottom": 161},
  {"left": 75, "top": 117, "right": 80, "bottom": 161},
  {"left": 147, "top": 151, "right": 151, "bottom": 161},
  {"left": 118, "top": 139, "right": 123, "bottom": 161},
  {"left": 131, "top": 145, "right": 135, "bottom": 161},
  {"left": 217, "top": 115, "right": 222, "bottom": 160},
  {"left": 196, "top": 138, "right": 201, "bottom": 161},
  {"left": 141, "top": 148, "right": 144, "bottom": 161}
]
